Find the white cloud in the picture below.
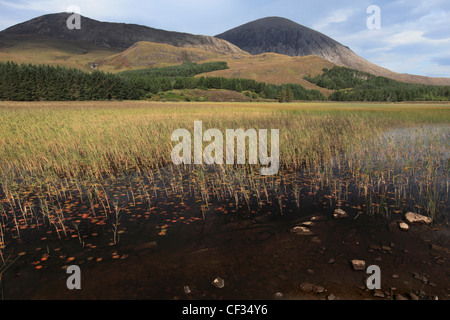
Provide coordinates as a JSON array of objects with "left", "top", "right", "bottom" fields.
[{"left": 312, "top": 8, "right": 358, "bottom": 30}]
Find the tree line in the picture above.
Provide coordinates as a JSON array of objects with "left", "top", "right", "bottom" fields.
[
  {"left": 8, "top": 61, "right": 447, "bottom": 103},
  {"left": 0, "top": 61, "right": 324, "bottom": 101},
  {"left": 305, "top": 66, "right": 450, "bottom": 102},
  {"left": 0, "top": 61, "right": 139, "bottom": 101},
  {"left": 120, "top": 63, "right": 324, "bottom": 101}
]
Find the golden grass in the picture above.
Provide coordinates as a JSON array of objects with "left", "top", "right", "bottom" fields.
[
  {"left": 0, "top": 101, "right": 448, "bottom": 251},
  {"left": 1, "top": 101, "right": 448, "bottom": 182},
  {"left": 94, "top": 41, "right": 228, "bottom": 72},
  {"left": 198, "top": 53, "right": 335, "bottom": 95}
]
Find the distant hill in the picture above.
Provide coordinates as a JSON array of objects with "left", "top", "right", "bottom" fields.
[
  {"left": 1, "top": 13, "right": 449, "bottom": 87},
  {"left": 0, "top": 13, "right": 246, "bottom": 71},
  {"left": 216, "top": 17, "right": 450, "bottom": 86},
  {"left": 1, "top": 13, "right": 246, "bottom": 54},
  {"left": 199, "top": 53, "right": 335, "bottom": 96}
]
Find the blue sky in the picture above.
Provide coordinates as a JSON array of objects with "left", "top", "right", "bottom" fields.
[{"left": 0, "top": 0, "right": 449, "bottom": 77}]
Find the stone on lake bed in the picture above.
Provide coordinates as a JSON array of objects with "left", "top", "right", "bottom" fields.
[
  {"left": 374, "top": 290, "right": 385, "bottom": 298},
  {"left": 300, "top": 282, "right": 314, "bottom": 293},
  {"left": 351, "top": 260, "right": 366, "bottom": 271},
  {"left": 274, "top": 292, "right": 284, "bottom": 299},
  {"left": 399, "top": 222, "right": 409, "bottom": 231},
  {"left": 291, "top": 226, "right": 314, "bottom": 236},
  {"left": 333, "top": 209, "right": 348, "bottom": 219},
  {"left": 184, "top": 286, "right": 192, "bottom": 294},
  {"left": 404, "top": 212, "right": 432, "bottom": 225},
  {"left": 313, "top": 286, "right": 325, "bottom": 294},
  {"left": 310, "top": 215, "right": 326, "bottom": 222},
  {"left": 212, "top": 277, "right": 225, "bottom": 289}
]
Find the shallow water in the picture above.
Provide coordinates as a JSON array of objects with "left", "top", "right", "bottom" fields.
[{"left": 1, "top": 124, "right": 449, "bottom": 300}]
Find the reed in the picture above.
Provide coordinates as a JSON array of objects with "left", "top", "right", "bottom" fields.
[{"left": 0, "top": 101, "right": 448, "bottom": 247}]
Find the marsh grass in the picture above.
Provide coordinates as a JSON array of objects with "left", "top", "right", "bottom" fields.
[{"left": 0, "top": 101, "right": 448, "bottom": 251}]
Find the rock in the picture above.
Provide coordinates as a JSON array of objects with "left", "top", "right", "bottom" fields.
[
  {"left": 399, "top": 222, "right": 409, "bottom": 231},
  {"left": 302, "top": 221, "right": 315, "bottom": 227},
  {"left": 313, "top": 286, "right": 325, "bottom": 294},
  {"left": 381, "top": 245, "right": 392, "bottom": 252},
  {"left": 184, "top": 286, "right": 192, "bottom": 294},
  {"left": 291, "top": 226, "right": 314, "bottom": 236},
  {"left": 333, "top": 209, "right": 348, "bottom": 219},
  {"left": 392, "top": 274, "right": 399, "bottom": 279},
  {"left": 395, "top": 294, "right": 408, "bottom": 300},
  {"left": 300, "top": 282, "right": 315, "bottom": 293},
  {"left": 212, "top": 277, "right": 225, "bottom": 289},
  {"left": 374, "top": 290, "right": 385, "bottom": 298},
  {"left": 351, "top": 260, "right": 366, "bottom": 271},
  {"left": 274, "top": 292, "right": 284, "bottom": 300},
  {"left": 404, "top": 212, "right": 432, "bottom": 225},
  {"left": 327, "top": 294, "right": 336, "bottom": 300},
  {"left": 307, "top": 269, "right": 315, "bottom": 275},
  {"left": 409, "top": 293, "right": 419, "bottom": 301},
  {"left": 328, "top": 258, "right": 336, "bottom": 264},
  {"left": 310, "top": 215, "right": 326, "bottom": 222}
]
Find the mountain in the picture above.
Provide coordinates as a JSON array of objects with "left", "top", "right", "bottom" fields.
[
  {"left": 1, "top": 13, "right": 246, "bottom": 55},
  {"left": 216, "top": 17, "right": 351, "bottom": 63},
  {"left": 1, "top": 14, "right": 449, "bottom": 87},
  {"left": 216, "top": 17, "right": 450, "bottom": 86},
  {"left": 0, "top": 13, "right": 246, "bottom": 70}
]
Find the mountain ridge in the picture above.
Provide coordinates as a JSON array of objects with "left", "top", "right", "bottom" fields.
[
  {"left": 0, "top": 13, "right": 246, "bottom": 55},
  {"left": 216, "top": 17, "right": 450, "bottom": 86},
  {"left": 1, "top": 14, "right": 449, "bottom": 86}
]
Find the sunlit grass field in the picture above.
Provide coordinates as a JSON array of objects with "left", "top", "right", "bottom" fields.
[
  {"left": 1, "top": 101, "right": 448, "bottom": 179},
  {"left": 0, "top": 101, "right": 449, "bottom": 253}
]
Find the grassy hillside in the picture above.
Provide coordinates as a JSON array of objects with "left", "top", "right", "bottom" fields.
[
  {"left": 0, "top": 35, "right": 120, "bottom": 72},
  {"left": 94, "top": 41, "right": 237, "bottom": 72},
  {"left": 199, "top": 53, "right": 335, "bottom": 96}
]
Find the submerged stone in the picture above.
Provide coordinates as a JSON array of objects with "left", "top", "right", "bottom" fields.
[{"left": 404, "top": 212, "right": 432, "bottom": 225}]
